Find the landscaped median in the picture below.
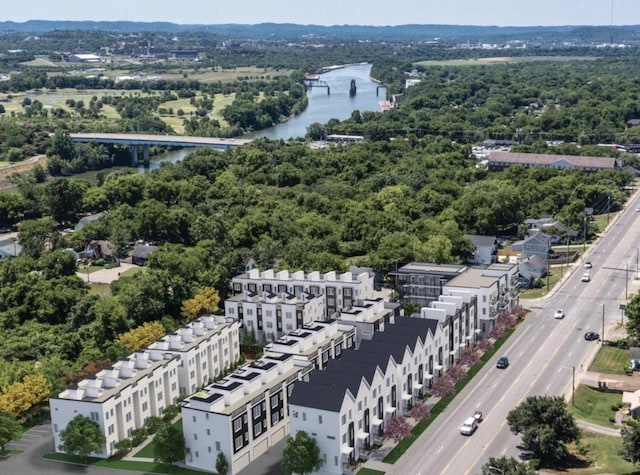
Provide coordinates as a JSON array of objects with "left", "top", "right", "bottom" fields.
[{"left": 379, "top": 327, "right": 516, "bottom": 465}]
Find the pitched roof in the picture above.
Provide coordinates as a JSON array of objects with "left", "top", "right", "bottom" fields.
[
  {"left": 132, "top": 244, "right": 157, "bottom": 259},
  {"left": 464, "top": 234, "right": 496, "bottom": 248},
  {"left": 489, "top": 151, "right": 618, "bottom": 170},
  {"left": 289, "top": 317, "right": 438, "bottom": 412}
]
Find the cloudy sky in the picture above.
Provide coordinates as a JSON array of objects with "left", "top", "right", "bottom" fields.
[{"left": 4, "top": 0, "right": 640, "bottom": 26}]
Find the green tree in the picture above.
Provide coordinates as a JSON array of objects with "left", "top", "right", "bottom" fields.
[
  {"left": 18, "top": 217, "right": 62, "bottom": 259},
  {"left": 625, "top": 291, "right": 640, "bottom": 338},
  {"left": 481, "top": 456, "right": 536, "bottom": 475},
  {"left": 153, "top": 422, "right": 185, "bottom": 465},
  {"left": 45, "top": 178, "right": 86, "bottom": 225},
  {"left": 58, "top": 415, "right": 106, "bottom": 461},
  {"left": 506, "top": 395, "right": 580, "bottom": 465},
  {"left": 215, "top": 451, "right": 229, "bottom": 475},
  {"left": 620, "top": 418, "right": 640, "bottom": 465},
  {"left": 0, "top": 411, "right": 23, "bottom": 451},
  {"left": 281, "top": 430, "right": 322, "bottom": 475}
]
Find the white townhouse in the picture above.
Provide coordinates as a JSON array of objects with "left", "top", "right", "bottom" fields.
[
  {"left": 230, "top": 267, "right": 376, "bottom": 318},
  {"left": 289, "top": 317, "right": 445, "bottom": 475},
  {"left": 50, "top": 350, "right": 181, "bottom": 457},
  {"left": 224, "top": 290, "right": 324, "bottom": 341},
  {"left": 264, "top": 319, "right": 357, "bottom": 370},
  {"left": 181, "top": 352, "right": 312, "bottom": 475},
  {"left": 146, "top": 315, "right": 241, "bottom": 395},
  {"left": 336, "top": 298, "right": 397, "bottom": 346},
  {"left": 443, "top": 263, "right": 519, "bottom": 336},
  {"left": 418, "top": 292, "right": 478, "bottom": 367}
]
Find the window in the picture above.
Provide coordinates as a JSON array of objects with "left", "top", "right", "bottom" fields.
[
  {"left": 358, "top": 401, "right": 362, "bottom": 411},
  {"left": 125, "top": 412, "right": 132, "bottom": 422},
  {"left": 254, "top": 422, "right": 263, "bottom": 436},
  {"left": 142, "top": 402, "right": 148, "bottom": 411},
  {"left": 266, "top": 322, "right": 273, "bottom": 329},
  {"left": 246, "top": 309, "right": 253, "bottom": 316},
  {"left": 342, "top": 414, "right": 346, "bottom": 425},
  {"left": 271, "top": 412, "right": 280, "bottom": 425},
  {"left": 271, "top": 394, "right": 279, "bottom": 408},
  {"left": 233, "top": 417, "right": 243, "bottom": 432},
  {"left": 216, "top": 441, "right": 220, "bottom": 451},
  {"left": 253, "top": 405, "right": 261, "bottom": 418},
  {"left": 194, "top": 434, "right": 198, "bottom": 440},
  {"left": 53, "top": 424, "right": 58, "bottom": 432},
  {"left": 234, "top": 436, "right": 243, "bottom": 451},
  {"left": 207, "top": 428, "right": 211, "bottom": 435},
  {"left": 266, "top": 310, "right": 272, "bottom": 317},
  {"left": 335, "top": 456, "right": 339, "bottom": 466},
  {"left": 208, "top": 446, "right": 212, "bottom": 453},
  {"left": 318, "top": 415, "right": 323, "bottom": 424},
  {"left": 286, "top": 312, "right": 292, "bottom": 319},
  {"left": 302, "top": 412, "right": 307, "bottom": 421},
  {"left": 193, "top": 416, "right": 197, "bottom": 422}
]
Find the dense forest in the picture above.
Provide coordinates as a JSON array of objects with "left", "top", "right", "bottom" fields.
[{"left": 1, "top": 33, "right": 640, "bottom": 422}]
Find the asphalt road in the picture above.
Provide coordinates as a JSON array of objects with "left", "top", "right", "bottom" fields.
[{"left": 389, "top": 197, "right": 640, "bottom": 475}]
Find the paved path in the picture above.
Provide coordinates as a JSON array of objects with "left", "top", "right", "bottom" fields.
[{"left": 577, "top": 419, "right": 621, "bottom": 437}]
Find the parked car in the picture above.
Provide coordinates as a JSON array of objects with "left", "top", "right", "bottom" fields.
[
  {"left": 0, "top": 227, "right": 11, "bottom": 233},
  {"left": 460, "top": 416, "right": 479, "bottom": 435},
  {"left": 554, "top": 309, "right": 565, "bottom": 319},
  {"left": 581, "top": 273, "right": 591, "bottom": 282},
  {"left": 584, "top": 262, "right": 592, "bottom": 269},
  {"left": 584, "top": 331, "right": 600, "bottom": 341},
  {"left": 496, "top": 356, "right": 509, "bottom": 369}
]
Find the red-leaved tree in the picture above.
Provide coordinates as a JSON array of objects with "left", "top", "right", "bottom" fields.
[
  {"left": 477, "top": 338, "right": 494, "bottom": 353},
  {"left": 408, "top": 403, "right": 430, "bottom": 422},
  {"left": 459, "top": 346, "right": 480, "bottom": 366},
  {"left": 448, "top": 364, "right": 468, "bottom": 383},
  {"left": 384, "top": 415, "right": 411, "bottom": 442},
  {"left": 430, "top": 373, "right": 456, "bottom": 397}
]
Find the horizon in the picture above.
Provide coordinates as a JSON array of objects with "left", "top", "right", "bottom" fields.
[{"left": 4, "top": 0, "right": 640, "bottom": 28}]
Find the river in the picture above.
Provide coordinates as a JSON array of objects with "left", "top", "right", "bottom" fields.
[{"left": 141, "top": 63, "right": 383, "bottom": 170}]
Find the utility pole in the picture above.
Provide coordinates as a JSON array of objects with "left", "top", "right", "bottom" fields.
[
  {"left": 626, "top": 262, "right": 629, "bottom": 300},
  {"left": 607, "top": 195, "right": 611, "bottom": 225},
  {"left": 602, "top": 304, "right": 605, "bottom": 345},
  {"left": 572, "top": 365, "right": 575, "bottom": 406},
  {"left": 583, "top": 214, "right": 587, "bottom": 252}
]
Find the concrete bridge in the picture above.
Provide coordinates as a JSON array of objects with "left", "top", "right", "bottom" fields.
[{"left": 69, "top": 133, "right": 252, "bottom": 166}]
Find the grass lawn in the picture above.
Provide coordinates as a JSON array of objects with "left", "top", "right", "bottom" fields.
[
  {"left": 44, "top": 452, "right": 209, "bottom": 475},
  {"left": 133, "top": 419, "right": 182, "bottom": 459},
  {"left": 119, "top": 266, "right": 147, "bottom": 278},
  {"left": 589, "top": 346, "right": 630, "bottom": 375},
  {"left": 569, "top": 385, "right": 622, "bottom": 428},
  {"left": 520, "top": 268, "right": 563, "bottom": 299},
  {"left": 87, "top": 283, "right": 111, "bottom": 296},
  {"left": 357, "top": 469, "right": 386, "bottom": 475},
  {"left": 0, "top": 449, "right": 23, "bottom": 456},
  {"left": 414, "top": 56, "right": 596, "bottom": 67},
  {"left": 544, "top": 430, "right": 638, "bottom": 475}
]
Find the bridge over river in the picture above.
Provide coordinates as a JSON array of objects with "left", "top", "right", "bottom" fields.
[{"left": 69, "top": 133, "right": 252, "bottom": 166}]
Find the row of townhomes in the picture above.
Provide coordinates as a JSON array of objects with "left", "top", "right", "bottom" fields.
[
  {"left": 50, "top": 261, "right": 519, "bottom": 475},
  {"left": 50, "top": 315, "right": 241, "bottom": 456}
]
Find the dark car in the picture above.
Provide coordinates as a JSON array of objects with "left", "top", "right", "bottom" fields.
[
  {"left": 584, "top": 331, "right": 600, "bottom": 341},
  {"left": 496, "top": 356, "right": 509, "bottom": 369}
]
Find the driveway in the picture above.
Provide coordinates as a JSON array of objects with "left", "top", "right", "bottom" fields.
[
  {"left": 1, "top": 421, "right": 144, "bottom": 475},
  {"left": 76, "top": 263, "right": 140, "bottom": 284}
]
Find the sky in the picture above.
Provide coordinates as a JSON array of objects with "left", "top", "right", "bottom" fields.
[{"left": 4, "top": 0, "right": 640, "bottom": 27}]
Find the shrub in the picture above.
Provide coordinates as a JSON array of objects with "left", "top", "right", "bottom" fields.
[
  {"left": 145, "top": 416, "right": 163, "bottom": 434},
  {"left": 114, "top": 438, "right": 132, "bottom": 457},
  {"left": 131, "top": 427, "right": 148, "bottom": 446},
  {"left": 162, "top": 404, "right": 180, "bottom": 422}
]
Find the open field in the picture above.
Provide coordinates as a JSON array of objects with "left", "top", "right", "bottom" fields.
[{"left": 414, "top": 56, "right": 597, "bottom": 67}]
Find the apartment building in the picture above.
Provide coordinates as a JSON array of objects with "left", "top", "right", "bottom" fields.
[
  {"left": 418, "top": 292, "right": 478, "bottom": 367},
  {"left": 393, "top": 262, "right": 468, "bottom": 307},
  {"left": 288, "top": 317, "right": 447, "bottom": 475},
  {"left": 230, "top": 267, "right": 375, "bottom": 318},
  {"left": 50, "top": 350, "right": 181, "bottom": 458},
  {"left": 224, "top": 290, "right": 324, "bottom": 341},
  {"left": 146, "top": 315, "right": 241, "bottom": 395},
  {"left": 181, "top": 352, "right": 311, "bottom": 474},
  {"left": 443, "top": 263, "right": 518, "bottom": 336}
]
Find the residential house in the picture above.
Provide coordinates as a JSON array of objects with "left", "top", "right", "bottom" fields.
[
  {"left": 517, "top": 255, "right": 547, "bottom": 288},
  {"left": 0, "top": 237, "right": 20, "bottom": 259},
  {"left": 511, "top": 232, "right": 551, "bottom": 261},
  {"left": 131, "top": 244, "right": 157, "bottom": 266},
  {"left": 630, "top": 347, "right": 640, "bottom": 371},
  {"left": 84, "top": 240, "right": 116, "bottom": 261},
  {"left": 74, "top": 212, "right": 105, "bottom": 231},
  {"left": 464, "top": 234, "right": 497, "bottom": 265}
]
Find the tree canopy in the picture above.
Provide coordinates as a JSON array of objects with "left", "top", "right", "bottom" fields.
[
  {"left": 281, "top": 430, "right": 323, "bottom": 475},
  {"left": 58, "top": 415, "right": 106, "bottom": 460}
]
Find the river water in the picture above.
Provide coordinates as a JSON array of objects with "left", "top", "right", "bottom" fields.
[{"left": 142, "top": 63, "right": 383, "bottom": 170}]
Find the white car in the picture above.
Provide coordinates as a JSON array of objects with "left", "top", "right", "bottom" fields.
[
  {"left": 581, "top": 273, "right": 591, "bottom": 282},
  {"left": 584, "top": 262, "right": 592, "bottom": 269},
  {"left": 554, "top": 309, "right": 565, "bottom": 319},
  {"left": 460, "top": 416, "right": 478, "bottom": 435}
]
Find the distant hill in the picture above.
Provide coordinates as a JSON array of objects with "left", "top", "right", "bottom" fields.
[{"left": 1, "top": 20, "right": 639, "bottom": 42}]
